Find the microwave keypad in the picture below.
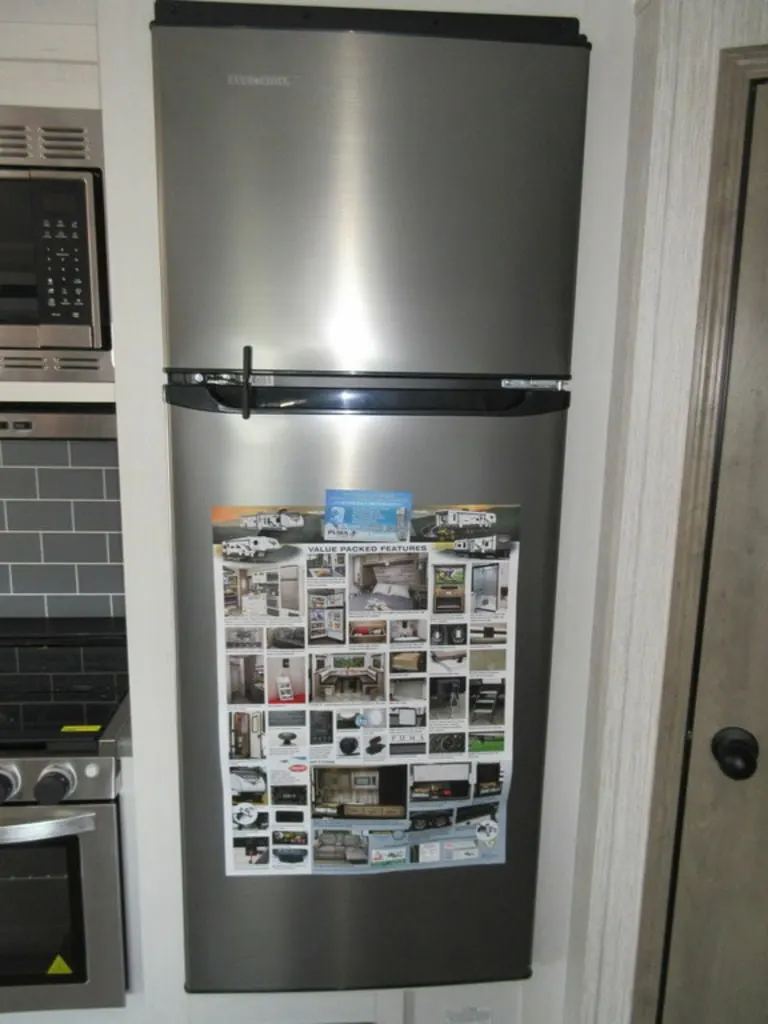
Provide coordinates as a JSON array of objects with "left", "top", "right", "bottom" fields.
[{"left": 33, "top": 181, "right": 92, "bottom": 326}]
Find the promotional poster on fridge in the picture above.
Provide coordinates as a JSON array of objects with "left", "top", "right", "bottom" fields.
[{"left": 212, "top": 498, "right": 519, "bottom": 876}]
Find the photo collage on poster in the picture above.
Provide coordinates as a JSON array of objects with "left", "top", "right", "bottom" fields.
[{"left": 214, "top": 504, "right": 519, "bottom": 876}]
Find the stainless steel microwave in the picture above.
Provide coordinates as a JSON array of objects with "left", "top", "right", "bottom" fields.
[{"left": 0, "top": 107, "right": 112, "bottom": 382}]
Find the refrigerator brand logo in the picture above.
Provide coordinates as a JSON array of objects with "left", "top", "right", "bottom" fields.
[{"left": 226, "top": 74, "right": 292, "bottom": 87}]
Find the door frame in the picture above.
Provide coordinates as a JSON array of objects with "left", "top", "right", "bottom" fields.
[{"left": 631, "top": 46, "right": 768, "bottom": 1022}]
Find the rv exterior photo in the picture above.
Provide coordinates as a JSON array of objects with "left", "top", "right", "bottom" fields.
[
  {"left": 240, "top": 512, "right": 305, "bottom": 531},
  {"left": 434, "top": 510, "right": 497, "bottom": 529},
  {"left": 454, "top": 536, "right": 500, "bottom": 555},
  {"left": 222, "top": 536, "right": 280, "bottom": 560}
]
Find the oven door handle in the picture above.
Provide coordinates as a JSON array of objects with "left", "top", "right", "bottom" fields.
[{"left": 0, "top": 812, "right": 96, "bottom": 844}]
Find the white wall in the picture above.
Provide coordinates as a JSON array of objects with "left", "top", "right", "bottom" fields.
[{"left": 0, "top": 1, "right": 634, "bottom": 1022}]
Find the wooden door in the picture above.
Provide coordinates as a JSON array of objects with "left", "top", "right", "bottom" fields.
[{"left": 662, "top": 82, "right": 768, "bottom": 1021}]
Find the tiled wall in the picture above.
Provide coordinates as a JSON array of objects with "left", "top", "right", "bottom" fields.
[{"left": 0, "top": 439, "right": 124, "bottom": 617}]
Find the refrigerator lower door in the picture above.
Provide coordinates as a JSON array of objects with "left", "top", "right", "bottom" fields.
[{"left": 170, "top": 403, "right": 566, "bottom": 991}]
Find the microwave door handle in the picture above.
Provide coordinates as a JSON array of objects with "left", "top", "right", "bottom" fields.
[{"left": 0, "top": 812, "right": 96, "bottom": 844}]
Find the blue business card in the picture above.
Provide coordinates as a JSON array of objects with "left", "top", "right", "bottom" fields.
[{"left": 324, "top": 490, "right": 412, "bottom": 542}]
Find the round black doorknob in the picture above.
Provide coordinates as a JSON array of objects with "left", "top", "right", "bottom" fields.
[{"left": 711, "top": 727, "right": 759, "bottom": 780}]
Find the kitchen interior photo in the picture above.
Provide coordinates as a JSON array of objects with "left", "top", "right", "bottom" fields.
[
  {"left": 310, "top": 653, "right": 386, "bottom": 702},
  {"left": 308, "top": 588, "right": 346, "bottom": 644},
  {"left": 224, "top": 564, "right": 303, "bottom": 619},
  {"left": 311, "top": 766, "right": 408, "bottom": 820}
]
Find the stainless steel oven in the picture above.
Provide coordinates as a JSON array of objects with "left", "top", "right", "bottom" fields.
[
  {"left": 0, "top": 757, "right": 125, "bottom": 1012},
  {"left": 0, "top": 106, "right": 112, "bottom": 382}
]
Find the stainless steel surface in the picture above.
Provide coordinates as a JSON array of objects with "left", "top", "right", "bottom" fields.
[
  {"left": 0, "top": 757, "right": 120, "bottom": 803},
  {"left": 30, "top": 169, "right": 105, "bottom": 354},
  {"left": 0, "top": 408, "right": 116, "bottom": 439},
  {"left": 0, "top": 325, "right": 93, "bottom": 349},
  {"left": 0, "top": 349, "right": 114, "bottom": 381},
  {"left": 0, "top": 801, "right": 126, "bottom": 1012},
  {"left": 0, "top": 106, "right": 103, "bottom": 168},
  {"left": 98, "top": 696, "right": 132, "bottom": 758},
  {"left": 0, "top": 809, "right": 95, "bottom": 844},
  {"left": 154, "top": 27, "right": 588, "bottom": 375},
  {"left": 502, "top": 378, "right": 571, "bottom": 391},
  {"left": 171, "top": 406, "right": 566, "bottom": 990},
  {"left": 0, "top": 169, "right": 103, "bottom": 352}
]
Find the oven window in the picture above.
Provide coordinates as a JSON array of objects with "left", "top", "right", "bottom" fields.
[
  {"left": 0, "top": 837, "right": 86, "bottom": 985},
  {"left": 0, "top": 180, "right": 38, "bottom": 324}
]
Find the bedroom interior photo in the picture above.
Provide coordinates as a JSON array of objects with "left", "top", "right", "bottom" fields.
[{"left": 349, "top": 554, "right": 428, "bottom": 613}]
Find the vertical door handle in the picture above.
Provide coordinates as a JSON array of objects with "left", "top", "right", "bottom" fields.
[{"left": 711, "top": 727, "right": 759, "bottom": 780}]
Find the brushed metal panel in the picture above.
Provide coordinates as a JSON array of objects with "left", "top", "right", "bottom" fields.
[
  {"left": 154, "top": 28, "right": 588, "bottom": 375},
  {"left": 662, "top": 85, "right": 768, "bottom": 1022},
  {"left": 170, "top": 406, "right": 566, "bottom": 990}
]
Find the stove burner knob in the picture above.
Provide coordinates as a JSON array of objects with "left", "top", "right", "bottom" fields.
[
  {"left": 34, "top": 764, "right": 77, "bottom": 805},
  {"left": 0, "top": 765, "right": 21, "bottom": 804}
]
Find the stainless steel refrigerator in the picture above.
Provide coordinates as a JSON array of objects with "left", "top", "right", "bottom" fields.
[{"left": 152, "top": 1, "right": 589, "bottom": 992}]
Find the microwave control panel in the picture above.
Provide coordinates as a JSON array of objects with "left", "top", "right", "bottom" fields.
[{"left": 32, "top": 179, "right": 93, "bottom": 327}]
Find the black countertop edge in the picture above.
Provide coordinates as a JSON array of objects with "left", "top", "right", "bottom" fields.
[
  {"left": 153, "top": 2, "right": 590, "bottom": 49},
  {"left": 0, "top": 617, "right": 127, "bottom": 646}
]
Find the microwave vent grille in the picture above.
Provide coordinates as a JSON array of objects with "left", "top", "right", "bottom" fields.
[
  {"left": 0, "top": 125, "right": 32, "bottom": 160},
  {"left": 40, "top": 126, "right": 89, "bottom": 162},
  {"left": 55, "top": 354, "right": 104, "bottom": 372},
  {"left": 1, "top": 354, "right": 46, "bottom": 371},
  {"left": 0, "top": 107, "right": 103, "bottom": 167}
]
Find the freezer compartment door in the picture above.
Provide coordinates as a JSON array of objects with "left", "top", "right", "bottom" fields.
[
  {"left": 170, "top": 406, "right": 567, "bottom": 991},
  {"left": 153, "top": 16, "right": 588, "bottom": 376}
]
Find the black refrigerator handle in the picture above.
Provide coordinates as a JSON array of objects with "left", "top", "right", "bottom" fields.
[
  {"left": 241, "top": 346, "right": 252, "bottom": 420},
  {"left": 164, "top": 374, "right": 570, "bottom": 417}
]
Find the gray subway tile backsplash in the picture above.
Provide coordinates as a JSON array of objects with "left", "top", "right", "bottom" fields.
[
  {"left": 77, "top": 564, "right": 124, "bottom": 595},
  {"left": 43, "top": 533, "right": 107, "bottom": 564},
  {"left": 2, "top": 440, "right": 71, "bottom": 467},
  {"left": 0, "top": 596, "right": 47, "bottom": 617},
  {"left": 0, "top": 533, "right": 41, "bottom": 563},
  {"left": 38, "top": 468, "right": 105, "bottom": 500},
  {"left": 108, "top": 533, "right": 123, "bottom": 563},
  {"left": 47, "top": 595, "right": 114, "bottom": 617},
  {"left": 12, "top": 564, "right": 77, "bottom": 595},
  {"left": 74, "top": 501, "right": 121, "bottom": 532},
  {"left": 6, "top": 500, "right": 73, "bottom": 532},
  {"left": 69, "top": 440, "right": 119, "bottom": 468},
  {"left": 0, "top": 440, "right": 124, "bottom": 618},
  {"left": 105, "top": 468, "right": 120, "bottom": 500},
  {"left": 0, "top": 468, "right": 37, "bottom": 499}
]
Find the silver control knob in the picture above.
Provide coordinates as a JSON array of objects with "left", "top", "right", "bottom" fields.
[
  {"left": 34, "top": 763, "right": 77, "bottom": 805},
  {"left": 0, "top": 764, "right": 21, "bottom": 804}
]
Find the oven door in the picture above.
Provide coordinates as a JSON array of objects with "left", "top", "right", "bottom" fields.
[{"left": 0, "top": 803, "right": 125, "bottom": 1012}]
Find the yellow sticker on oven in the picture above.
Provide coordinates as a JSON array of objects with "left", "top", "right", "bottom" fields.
[
  {"left": 60, "top": 725, "right": 102, "bottom": 733},
  {"left": 46, "top": 955, "right": 72, "bottom": 975}
]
